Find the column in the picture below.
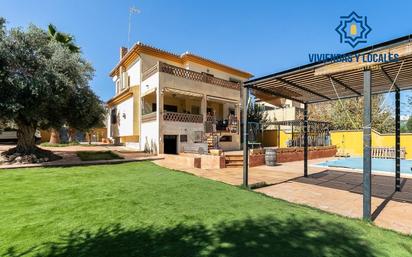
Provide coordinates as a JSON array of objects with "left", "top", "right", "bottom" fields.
[
  {"left": 242, "top": 85, "right": 249, "bottom": 188},
  {"left": 395, "top": 89, "right": 401, "bottom": 191},
  {"left": 363, "top": 69, "right": 372, "bottom": 220},
  {"left": 157, "top": 87, "right": 164, "bottom": 154},
  {"left": 303, "top": 103, "right": 308, "bottom": 177},
  {"left": 201, "top": 94, "right": 207, "bottom": 123},
  {"left": 236, "top": 103, "right": 241, "bottom": 134}
]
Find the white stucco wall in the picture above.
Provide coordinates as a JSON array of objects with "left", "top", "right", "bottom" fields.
[
  {"left": 141, "top": 72, "right": 159, "bottom": 96},
  {"left": 107, "top": 111, "right": 112, "bottom": 139},
  {"left": 127, "top": 58, "right": 141, "bottom": 86},
  {"left": 141, "top": 121, "right": 159, "bottom": 153},
  {"left": 116, "top": 98, "right": 134, "bottom": 137}
]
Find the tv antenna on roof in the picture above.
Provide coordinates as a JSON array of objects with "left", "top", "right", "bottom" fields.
[{"left": 128, "top": 6, "right": 141, "bottom": 48}]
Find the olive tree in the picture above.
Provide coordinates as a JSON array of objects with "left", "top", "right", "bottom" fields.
[
  {"left": 0, "top": 19, "right": 102, "bottom": 159},
  {"left": 307, "top": 95, "right": 395, "bottom": 133},
  {"left": 66, "top": 85, "right": 106, "bottom": 143},
  {"left": 47, "top": 24, "right": 81, "bottom": 143}
]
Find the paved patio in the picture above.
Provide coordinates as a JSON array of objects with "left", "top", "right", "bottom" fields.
[
  {"left": 0, "top": 144, "right": 161, "bottom": 169},
  {"left": 154, "top": 157, "right": 412, "bottom": 234}
]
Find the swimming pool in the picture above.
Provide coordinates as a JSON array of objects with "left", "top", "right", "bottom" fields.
[{"left": 316, "top": 157, "right": 412, "bottom": 174}]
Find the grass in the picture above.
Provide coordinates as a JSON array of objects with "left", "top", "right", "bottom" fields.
[
  {"left": 0, "top": 162, "right": 411, "bottom": 257},
  {"left": 40, "top": 142, "right": 80, "bottom": 147},
  {"left": 76, "top": 151, "right": 123, "bottom": 161}
]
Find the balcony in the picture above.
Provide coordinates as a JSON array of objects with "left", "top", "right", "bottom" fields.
[
  {"left": 163, "top": 111, "right": 203, "bottom": 123},
  {"left": 142, "top": 62, "right": 240, "bottom": 90}
]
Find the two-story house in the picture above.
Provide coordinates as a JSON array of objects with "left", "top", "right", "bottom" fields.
[{"left": 107, "top": 43, "right": 252, "bottom": 154}]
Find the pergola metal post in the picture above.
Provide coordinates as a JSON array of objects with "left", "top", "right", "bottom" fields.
[
  {"left": 395, "top": 89, "right": 401, "bottom": 192},
  {"left": 277, "top": 125, "right": 281, "bottom": 147},
  {"left": 242, "top": 85, "right": 249, "bottom": 188},
  {"left": 303, "top": 103, "right": 308, "bottom": 177},
  {"left": 363, "top": 69, "right": 372, "bottom": 220},
  {"left": 261, "top": 122, "right": 264, "bottom": 147}
]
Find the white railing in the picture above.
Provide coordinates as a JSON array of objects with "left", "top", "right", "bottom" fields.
[
  {"left": 371, "top": 147, "right": 406, "bottom": 159},
  {"left": 142, "top": 112, "right": 156, "bottom": 123},
  {"left": 163, "top": 112, "right": 203, "bottom": 123}
]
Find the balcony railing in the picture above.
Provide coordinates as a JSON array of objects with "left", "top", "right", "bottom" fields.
[
  {"left": 163, "top": 111, "right": 203, "bottom": 123},
  {"left": 142, "top": 112, "right": 156, "bottom": 123},
  {"left": 142, "top": 64, "right": 159, "bottom": 81},
  {"left": 142, "top": 62, "right": 240, "bottom": 90}
]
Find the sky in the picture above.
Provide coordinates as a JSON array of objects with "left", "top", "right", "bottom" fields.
[{"left": 1, "top": 0, "right": 411, "bottom": 116}]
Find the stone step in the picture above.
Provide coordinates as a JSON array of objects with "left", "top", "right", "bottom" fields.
[
  {"left": 225, "top": 157, "right": 243, "bottom": 162},
  {"left": 226, "top": 163, "right": 243, "bottom": 167},
  {"left": 225, "top": 155, "right": 243, "bottom": 161},
  {"left": 225, "top": 160, "right": 243, "bottom": 166}
]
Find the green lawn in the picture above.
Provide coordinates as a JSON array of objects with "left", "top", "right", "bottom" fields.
[
  {"left": 0, "top": 162, "right": 411, "bottom": 257},
  {"left": 40, "top": 142, "right": 80, "bottom": 147},
  {"left": 76, "top": 150, "right": 123, "bottom": 161}
]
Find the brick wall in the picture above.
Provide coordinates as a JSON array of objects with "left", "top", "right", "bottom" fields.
[
  {"left": 249, "top": 154, "right": 265, "bottom": 167},
  {"left": 276, "top": 146, "right": 337, "bottom": 163}
]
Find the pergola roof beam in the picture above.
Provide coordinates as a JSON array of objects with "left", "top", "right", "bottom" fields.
[
  {"left": 249, "top": 85, "right": 305, "bottom": 104},
  {"left": 380, "top": 67, "right": 400, "bottom": 91},
  {"left": 327, "top": 76, "right": 362, "bottom": 96},
  {"left": 275, "top": 77, "right": 332, "bottom": 101},
  {"left": 306, "top": 84, "right": 412, "bottom": 104}
]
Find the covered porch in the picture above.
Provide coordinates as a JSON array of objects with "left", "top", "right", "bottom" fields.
[
  {"left": 141, "top": 87, "right": 240, "bottom": 129},
  {"left": 142, "top": 86, "right": 242, "bottom": 154}
]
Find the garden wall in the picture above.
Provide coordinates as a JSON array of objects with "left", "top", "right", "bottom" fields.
[
  {"left": 330, "top": 130, "right": 412, "bottom": 159},
  {"left": 249, "top": 154, "right": 265, "bottom": 167},
  {"left": 276, "top": 146, "right": 337, "bottom": 163},
  {"left": 261, "top": 129, "right": 412, "bottom": 159}
]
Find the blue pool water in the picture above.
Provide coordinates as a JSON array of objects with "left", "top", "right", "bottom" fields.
[{"left": 316, "top": 157, "right": 412, "bottom": 174}]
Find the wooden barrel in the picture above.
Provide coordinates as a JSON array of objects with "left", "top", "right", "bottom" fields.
[{"left": 265, "top": 148, "right": 277, "bottom": 166}]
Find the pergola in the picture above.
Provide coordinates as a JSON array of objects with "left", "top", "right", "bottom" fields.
[{"left": 242, "top": 35, "right": 412, "bottom": 220}]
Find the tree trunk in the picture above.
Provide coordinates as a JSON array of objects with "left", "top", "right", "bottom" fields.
[
  {"left": 49, "top": 128, "right": 60, "bottom": 144},
  {"left": 87, "top": 131, "right": 92, "bottom": 145},
  {"left": 68, "top": 127, "right": 76, "bottom": 143},
  {"left": 16, "top": 124, "right": 36, "bottom": 154}
]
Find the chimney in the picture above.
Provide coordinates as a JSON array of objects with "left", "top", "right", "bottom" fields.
[{"left": 120, "top": 47, "right": 128, "bottom": 60}]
